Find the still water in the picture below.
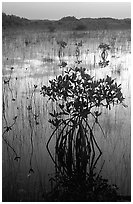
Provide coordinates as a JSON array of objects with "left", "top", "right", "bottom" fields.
[{"left": 2, "top": 32, "right": 131, "bottom": 200}]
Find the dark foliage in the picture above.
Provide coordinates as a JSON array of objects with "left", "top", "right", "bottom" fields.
[
  {"left": 41, "top": 69, "right": 124, "bottom": 112},
  {"left": 98, "top": 43, "right": 111, "bottom": 67},
  {"left": 41, "top": 41, "right": 125, "bottom": 201},
  {"left": 2, "top": 12, "right": 29, "bottom": 28},
  {"left": 2, "top": 13, "right": 131, "bottom": 31},
  {"left": 46, "top": 174, "right": 118, "bottom": 201},
  {"left": 75, "top": 23, "right": 87, "bottom": 31}
]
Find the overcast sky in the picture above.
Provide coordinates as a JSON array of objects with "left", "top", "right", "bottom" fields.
[{"left": 2, "top": 2, "right": 131, "bottom": 20}]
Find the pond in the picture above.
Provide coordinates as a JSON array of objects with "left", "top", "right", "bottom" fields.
[{"left": 2, "top": 29, "right": 131, "bottom": 201}]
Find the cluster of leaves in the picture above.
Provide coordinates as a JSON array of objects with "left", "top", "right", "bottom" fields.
[
  {"left": 98, "top": 43, "right": 110, "bottom": 67},
  {"left": 99, "top": 60, "right": 110, "bottom": 68},
  {"left": 57, "top": 40, "right": 67, "bottom": 48},
  {"left": 41, "top": 67, "right": 124, "bottom": 127},
  {"left": 41, "top": 42, "right": 125, "bottom": 202},
  {"left": 46, "top": 172, "right": 118, "bottom": 202},
  {"left": 98, "top": 43, "right": 111, "bottom": 51}
]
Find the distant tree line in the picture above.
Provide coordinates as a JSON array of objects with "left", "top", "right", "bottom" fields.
[
  {"left": 2, "top": 13, "right": 131, "bottom": 31},
  {"left": 2, "top": 12, "right": 30, "bottom": 28}
]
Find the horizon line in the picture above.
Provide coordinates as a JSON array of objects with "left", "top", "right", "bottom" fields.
[{"left": 2, "top": 12, "right": 131, "bottom": 21}]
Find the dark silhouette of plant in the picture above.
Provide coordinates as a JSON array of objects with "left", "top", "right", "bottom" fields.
[
  {"left": 41, "top": 43, "right": 125, "bottom": 201},
  {"left": 57, "top": 40, "right": 67, "bottom": 67},
  {"left": 2, "top": 67, "right": 20, "bottom": 161},
  {"left": 98, "top": 43, "right": 111, "bottom": 67}
]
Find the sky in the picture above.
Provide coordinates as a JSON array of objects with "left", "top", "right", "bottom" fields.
[{"left": 2, "top": 2, "right": 131, "bottom": 20}]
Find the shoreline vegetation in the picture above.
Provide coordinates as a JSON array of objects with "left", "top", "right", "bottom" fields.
[
  {"left": 2, "top": 13, "right": 131, "bottom": 31},
  {"left": 2, "top": 13, "right": 131, "bottom": 202}
]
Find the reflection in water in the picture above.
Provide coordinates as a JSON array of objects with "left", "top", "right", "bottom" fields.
[
  {"left": 2, "top": 37, "right": 131, "bottom": 200},
  {"left": 98, "top": 43, "right": 110, "bottom": 68}
]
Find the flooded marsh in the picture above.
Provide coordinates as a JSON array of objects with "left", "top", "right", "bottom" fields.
[{"left": 2, "top": 29, "right": 131, "bottom": 201}]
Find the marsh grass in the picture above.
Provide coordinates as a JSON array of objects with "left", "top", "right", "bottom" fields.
[{"left": 2, "top": 29, "right": 131, "bottom": 201}]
